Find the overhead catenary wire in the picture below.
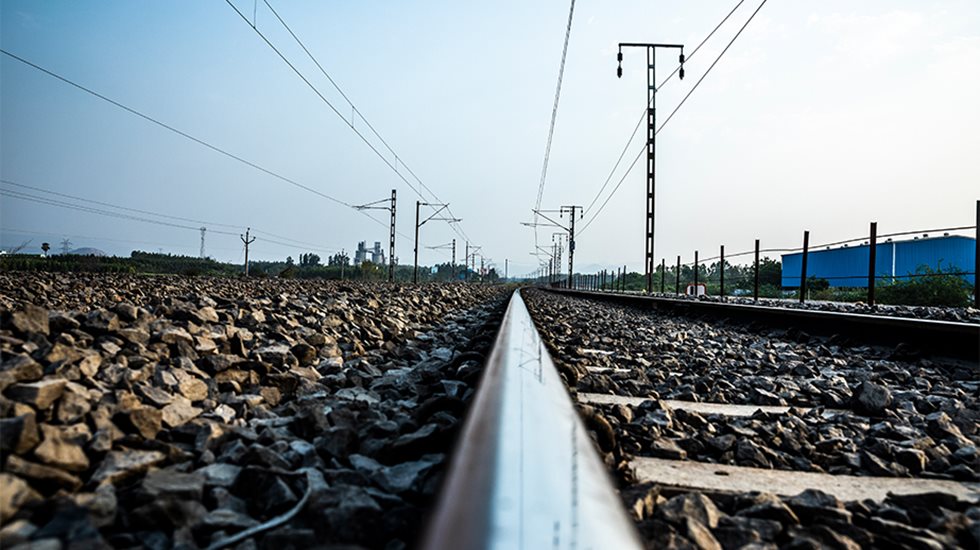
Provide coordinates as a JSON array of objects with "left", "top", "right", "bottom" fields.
[
  {"left": 0, "top": 48, "right": 397, "bottom": 236},
  {"left": 578, "top": 0, "right": 768, "bottom": 236},
  {"left": 533, "top": 0, "right": 577, "bottom": 261},
  {"left": 223, "top": 0, "right": 471, "bottom": 246}
]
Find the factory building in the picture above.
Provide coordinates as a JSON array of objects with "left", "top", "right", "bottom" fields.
[
  {"left": 781, "top": 234, "right": 976, "bottom": 288},
  {"left": 354, "top": 241, "right": 386, "bottom": 266}
]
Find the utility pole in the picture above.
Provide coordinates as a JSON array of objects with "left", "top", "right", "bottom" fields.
[
  {"left": 200, "top": 227, "right": 207, "bottom": 259},
  {"left": 240, "top": 228, "right": 256, "bottom": 276},
  {"left": 465, "top": 242, "right": 469, "bottom": 281},
  {"left": 60, "top": 238, "right": 73, "bottom": 255},
  {"left": 617, "top": 41, "right": 685, "bottom": 294},
  {"left": 505, "top": 259, "right": 508, "bottom": 281},
  {"left": 560, "top": 205, "right": 583, "bottom": 288},
  {"left": 452, "top": 239, "right": 456, "bottom": 280},
  {"left": 355, "top": 190, "right": 397, "bottom": 281},
  {"left": 389, "top": 190, "right": 396, "bottom": 282},
  {"left": 414, "top": 201, "right": 461, "bottom": 283}
]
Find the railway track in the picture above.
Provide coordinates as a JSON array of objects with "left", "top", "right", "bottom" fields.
[
  {"left": 4, "top": 274, "right": 978, "bottom": 548},
  {"left": 424, "top": 287, "right": 980, "bottom": 549}
]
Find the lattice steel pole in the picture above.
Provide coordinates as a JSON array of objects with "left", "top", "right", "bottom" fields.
[{"left": 618, "top": 42, "right": 685, "bottom": 294}]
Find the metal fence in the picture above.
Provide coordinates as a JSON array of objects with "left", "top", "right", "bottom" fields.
[{"left": 557, "top": 200, "right": 980, "bottom": 308}]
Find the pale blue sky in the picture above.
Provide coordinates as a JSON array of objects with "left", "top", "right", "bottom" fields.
[{"left": 2, "top": 1, "right": 978, "bottom": 275}]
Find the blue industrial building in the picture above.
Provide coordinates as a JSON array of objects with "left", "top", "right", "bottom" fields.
[{"left": 781, "top": 234, "right": 976, "bottom": 288}]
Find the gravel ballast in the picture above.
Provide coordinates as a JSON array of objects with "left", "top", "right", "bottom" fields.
[
  {"left": 523, "top": 289, "right": 980, "bottom": 549},
  {"left": 0, "top": 273, "right": 510, "bottom": 549}
]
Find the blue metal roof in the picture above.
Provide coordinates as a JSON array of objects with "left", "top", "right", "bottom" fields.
[{"left": 781, "top": 235, "right": 975, "bottom": 288}]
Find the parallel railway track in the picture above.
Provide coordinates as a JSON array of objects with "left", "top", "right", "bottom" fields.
[{"left": 423, "top": 287, "right": 980, "bottom": 549}]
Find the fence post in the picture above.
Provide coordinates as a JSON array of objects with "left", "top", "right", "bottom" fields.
[
  {"left": 720, "top": 245, "right": 725, "bottom": 298},
  {"left": 660, "top": 258, "right": 666, "bottom": 294},
  {"left": 694, "top": 250, "right": 699, "bottom": 295},
  {"left": 753, "top": 239, "right": 760, "bottom": 301},
  {"left": 800, "top": 230, "right": 810, "bottom": 304},
  {"left": 868, "top": 222, "right": 877, "bottom": 306},
  {"left": 675, "top": 255, "right": 681, "bottom": 295},
  {"left": 975, "top": 200, "right": 979, "bottom": 309}
]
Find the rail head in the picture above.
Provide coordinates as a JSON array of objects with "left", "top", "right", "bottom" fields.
[{"left": 421, "top": 289, "right": 643, "bottom": 550}]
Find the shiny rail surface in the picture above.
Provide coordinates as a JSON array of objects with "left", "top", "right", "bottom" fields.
[
  {"left": 548, "top": 289, "right": 980, "bottom": 362},
  {"left": 421, "top": 289, "right": 642, "bottom": 550}
]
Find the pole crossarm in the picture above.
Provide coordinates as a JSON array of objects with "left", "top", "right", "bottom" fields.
[
  {"left": 531, "top": 209, "right": 571, "bottom": 232},
  {"left": 354, "top": 198, "right": 392, "bottom": 211}
]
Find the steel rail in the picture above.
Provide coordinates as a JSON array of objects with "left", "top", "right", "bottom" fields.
[
  {"left": 421, "top": 289, "right": 642, "bottom": 550},
  {"left": 548, "top": 289, "right": 980, "bottom": 362}
]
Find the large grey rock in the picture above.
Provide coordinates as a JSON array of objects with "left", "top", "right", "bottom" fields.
[
  {"left": 90, "top": 449, "right": 166, "bottom": 485},
  {"left": 853, "top": 381, "right": 892, "bottom": 415}
]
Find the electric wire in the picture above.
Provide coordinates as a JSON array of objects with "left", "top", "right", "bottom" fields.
[
  {"left": 582, "top": 0, "right": 746, "bottom": 215},
  {"left": 260, "top": 0, "right": 471, "bottom": 246},
  {"left": 0, "top": 49, "right": 396, "bottom": 236},
  {"left": 533, "top": 0, "right": 577, "bottom": 261},
  {"left": 578, "top": 0, "right": 768, "bottom": 236},
  {"left": 0, "top": 178, "right": 339, "bottom": 252},
  {"left": 0, "top": 188, "right": 342, "bottom": 255},
  {"left": 1, "top": 179, "right": 240, "bottom": 229},
  {"left": 223, "top": 1, "right": 464, "bottom": 245}
]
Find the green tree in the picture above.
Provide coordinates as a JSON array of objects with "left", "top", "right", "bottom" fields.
[{"left": 299, "top": 253, "right": 321, "bottom": 267}]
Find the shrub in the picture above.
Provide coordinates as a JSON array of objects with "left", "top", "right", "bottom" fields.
[{"left": 876, "top": 265, "right": 971, "bottom": 307}]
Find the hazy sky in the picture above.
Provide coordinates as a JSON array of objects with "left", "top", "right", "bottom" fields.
[{"left": 2, "top": 1, "right": 978, "bottom": 276}]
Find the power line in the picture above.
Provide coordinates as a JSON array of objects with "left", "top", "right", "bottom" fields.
[
  {"left": 0, "top": 226, "right": 240, "bottom": 252},
  {"left": 1, "top": 178, "right": 339, "bottom": 252},
  {"left": 1, "top": 179, "right": 240, "bottom": 229},
  {"left": 578, "top": 0, "right": 768, "bottom": 235},
  {"left": 0, "top": 48, "right": 394, "bottom": 234},
  {"left": 0, "top": 187, "right": 343, "bottom": 255},
  {"left": 260, "top": 0, "right": 439, "bottom": 204},
  {"left": 1, "top": 189, "right": 235, "bottom": 234},
  {"left": 657, "top": 0, "right": 768, "bottom": 135},
  {"left": 582, "top": 0, "right": 746, "bottom": 215},
  {"left": 533, "top": 0, "right": 577, "bottom": 261},
  {"left": 225, "top": 0, "right": 469, "bottom": 248}
]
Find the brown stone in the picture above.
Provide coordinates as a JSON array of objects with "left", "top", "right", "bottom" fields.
[
  {"left": 0, "top": 473, "right": 42, "bottom": 522},
  {"left": 33, "top": 424, "right": 90, "bottom": 472},
  {"left": 6, "top": 378, "right": 67, "bottom": 410},
  {"left": 55, "top": 382, "right": 92, "bottom": 424},
  {"left": 0, "top": 412, "right": 40, "bottom": 454},
  {"left": 8, "top": 304, "right": 49, "bottom": 336},
  {"left": 4, "top": 454, "right": 83, "bottom": 493},
  {"left": 177, "top": 378, "right": 208, "bottom": 402},
  {"left": 116, "top": 406, "right": 163, "bottom": 439},
  {"left": 162, "top": 395, "right": 202, "bottom": 428},
  {"left": 0, "top": 355, "right": 43, "bottom": 391}
]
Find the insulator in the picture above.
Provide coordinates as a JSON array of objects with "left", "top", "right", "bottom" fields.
[
  {"left": 617, "top": 52, "right": 623, "bottom": 62},
  {"left": 679, "top": 53, "right": 685, "bottom": 63},
  {"left": 679, "top": 67, "right": 685, "bottom": 80},
  {"left": 617, "top": 65, "right": 623, "bottom": 78}
]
